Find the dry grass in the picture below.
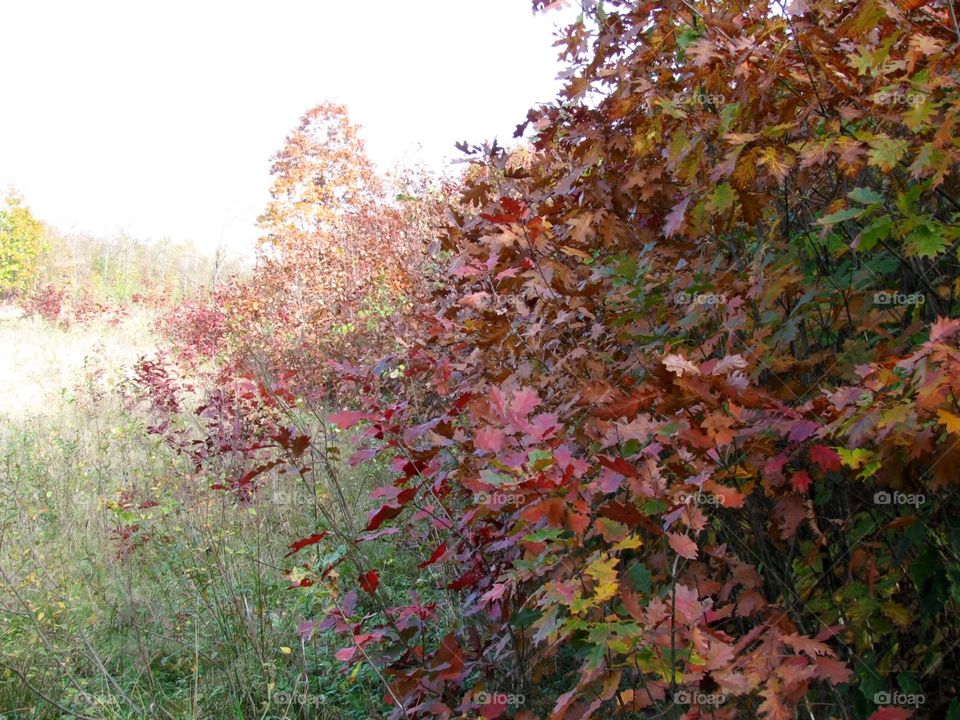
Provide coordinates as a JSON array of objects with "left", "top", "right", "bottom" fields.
[{"left": 0, "top": 308, "right": 157, "bottom": 423}]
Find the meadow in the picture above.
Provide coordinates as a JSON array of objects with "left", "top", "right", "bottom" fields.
[{"left": 0, "top": 309, "right": 393, "bottom": 719}]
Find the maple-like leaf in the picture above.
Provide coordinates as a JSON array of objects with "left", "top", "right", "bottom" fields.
[
  {"left": 710, "top": 354, "right": 748, "bottom": 374},
  {"left": 687, "top": 37, "right": 718, "bottom": 67},
  {"left": 475, "top": 426, "right": 506, "bottom": 452},
  {"left": 787, "top": 420, "right": 820, "bottom": 442},
  {"left": 814, "top": 656, "right": 852, "bottom": 684},
  {"left": 774, "top": 495, "right": 806, "bottom": 539},
  {"left": 781, "top": 632, "right": 833, "bottom": 658},
  {"left": 809, "top": 445, "right": 842, "bottom": 472},
  {"left": 936, "top": 409, "right": 960, "bottom": 435},
  {"left": 930, "top": 317, "right": 960, "bottom": 342},
  {"left": 511, "top": 387, "right": 541, "bottom": 417},
  {"left": 867, "top": 136, "right": 908, "bottom": 171},
  {"left": 791, "top": 470, "right": 812, "bottom": 493},
  {"left": 904, "top": 222, "right": 947, "bottom": 258},
  {"left": 566, "top": 213, "right": 594, "bottom": 244}
]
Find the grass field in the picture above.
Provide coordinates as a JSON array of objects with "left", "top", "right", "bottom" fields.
[{"left": 0, "top": 310, "right": 385, "bottom": 719}]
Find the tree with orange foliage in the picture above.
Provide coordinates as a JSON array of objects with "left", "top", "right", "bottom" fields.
[{"left": 220, "top": 102, "right": 448, "bottom": 386}]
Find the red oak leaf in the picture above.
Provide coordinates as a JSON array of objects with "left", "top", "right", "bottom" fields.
[
  {"left": 668, "top": 533, "right": 699, "bottom": 559},
  {"left": 284, "top": 531, "right": 329, "bottom": 558}
]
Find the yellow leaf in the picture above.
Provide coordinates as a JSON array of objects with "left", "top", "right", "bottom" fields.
[
  {"left": 279, "top": 646, "right": 292, "bottom": 655},
  {"left": 613, "top": 534, "right": 643, "bottom": 552},
  {"left": 937, "top": 409, "right": 960, "bottom": 434},
  {"left": 882, "top": 602, "right": 912, "bottom": 627},
  {"left": 586, "top": 556, "right": 619, "bottom": 603}
]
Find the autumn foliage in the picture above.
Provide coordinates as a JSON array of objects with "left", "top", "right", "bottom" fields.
[
  {"left": 142, "top": 0, "right": 960, "bottom": 718},
  {"left": 216, "top": 102, "right": 453, "bottom": 387}
]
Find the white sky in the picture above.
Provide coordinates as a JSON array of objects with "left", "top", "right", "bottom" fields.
[{"left": 0, "top": 0, "right": 573, "bottom": 254}]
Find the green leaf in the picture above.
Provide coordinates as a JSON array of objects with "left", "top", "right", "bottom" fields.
[
  {"left": 946, "top": 698, "right": 960, "bottom": 720},
  {"left": 523, "top": 528, "right": 564, "bottom": 544},
  {"left": 904, "top": 221, "right": 946, "bottom": 258},
  {"left": 847, "top": 187, "right": 884, "bottom": 206},
  {"left": 528, "top": 449, "right": 554, "bottom": 471},
  {"left": 626, "top": 563, "right": 652, "bottom": 594},
  {"left": 479, "top": 469, "right": 512, "bottom": 486},
  {"left": 867, "top": 136, "right": 908, "bottom": 172},
  {"left": 511, "top": 608, "right": 542, "bottom": 629},
  {"left": 643, "top": 498, "right": 668, "bottom": 515},
  {"left": 719, "top": 103, "right": 741, "bottom": 134},
  {"left": 676, "top": 27, "right": 702, "bottom": 49},
  {"left": 838, "top": 447, "right": 872, "bottom": 469},
  {"left": 855, "top": 214, "right": 892, "bottom": 252},
  {"left": 707, "top": 183, "right": 735, "bottom": 213},
  {"left": 819, "top": 206, "right": 866, "bottom": 225}
]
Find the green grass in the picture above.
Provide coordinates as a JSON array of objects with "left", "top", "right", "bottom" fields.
[{"left": 0, "top": 312, "right": 390, "bottom": 719}]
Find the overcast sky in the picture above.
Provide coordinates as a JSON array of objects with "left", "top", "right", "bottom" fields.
[{"left": 0, "top": 1, "right": 572, "bottom": 254}]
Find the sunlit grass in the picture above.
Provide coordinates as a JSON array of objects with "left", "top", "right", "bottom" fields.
[{"left": 0, "top": 312, "right": 383, "bottom": 719}]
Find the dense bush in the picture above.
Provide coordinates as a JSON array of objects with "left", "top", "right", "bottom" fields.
[{"left": 291, "top": 1, "right": 960, "bottom": 717}]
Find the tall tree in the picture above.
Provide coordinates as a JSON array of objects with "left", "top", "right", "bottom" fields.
[
  {"left": 257, "top": 102, "right": 385, "bottom": 324},
  {"left": 225, "top": 102, "right": 445, "bottom": 384}
]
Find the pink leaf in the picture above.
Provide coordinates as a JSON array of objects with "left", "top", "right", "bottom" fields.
[
  {"left": 930, "top": 316, "right": 960, "bottom": 342},
  {"left": 787, "top": 419, "right": 820, "bottom": 442},
  {"left": 668, "top": 532, "right": 699, "bottom": 559},
  {"left": 663, "top": 196, "right": 691, "bottom": 237},
  {"left": 297, "top": 620, "right": 316, "bottom": 642},
  {"left": 349, "top": 448, "right": 378, "bottom": 466},
  {"left": 328, "top": 410, "right": 372, "bottom": 429},
  {"left": 335, "top": 646, "right": 357, "bottom": 662},
  {"left": 815, "top": 656, "right": 852, "bottom": 684},
  {"left": 475, "top": 426, "right": 506, "bottom": 453},
  {"left": 511, "top": 387, "right": 540, "bottom": 417}
]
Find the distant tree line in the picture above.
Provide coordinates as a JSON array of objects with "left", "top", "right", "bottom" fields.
[{"left": 0, "top": 192, "right": 245, "bottom": 303}]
